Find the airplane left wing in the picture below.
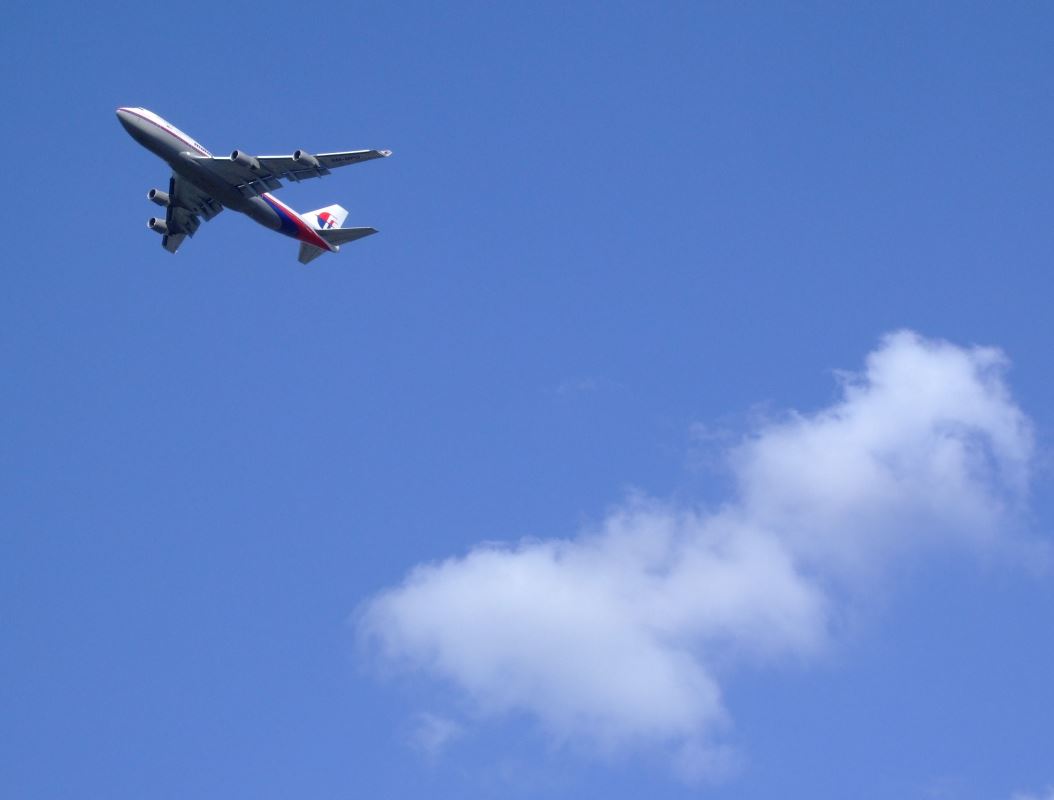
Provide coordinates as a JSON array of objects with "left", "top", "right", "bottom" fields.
[
  {"left": 193, "top": 149, "right": 391, "bottom": 198},
  {"left": 160, "top": 173, "right": 223, "bottom": 253}
]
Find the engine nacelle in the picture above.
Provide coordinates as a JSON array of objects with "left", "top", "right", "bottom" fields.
[
  {"left": 148, "top": 217, "right": 168, "bottom": 235},
  {"left": 148, "top": 188, "right": 170, "bottom": 207},
  {"left": 231, "top": 149, "right": 261, "bottom": 171},
  {"left": 293, "top": 149, "right": 321, "bottom": 169}
]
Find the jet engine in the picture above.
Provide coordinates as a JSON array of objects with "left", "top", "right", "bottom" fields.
[
  {"left": 148, "top": 217, "right": 168, "bottom": 234},
  {"left": 231, "top": 149, "right": 261, "bottom": 171},
  {"left": 293, "top": 150, "right": 321, "bottom": 169},
  {"left": 148, "top": 188, "right": 170, "bottom": 207}
]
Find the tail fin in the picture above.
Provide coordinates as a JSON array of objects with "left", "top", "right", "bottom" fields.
[
  {"left": 301, "top": 203, "right": 349, "bottom": 231},
  {"left": 295, "top": 204, "right": 377, "bottom": 264}
]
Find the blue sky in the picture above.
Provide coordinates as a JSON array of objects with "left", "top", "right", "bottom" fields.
[{"left": 3, "top": 2, "right": 1054, "bottom": 797}]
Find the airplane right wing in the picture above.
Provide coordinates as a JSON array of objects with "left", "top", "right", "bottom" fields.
[
  {"left": 160, "top": 173, "right": 223, "bottom": 253},
  {"left": 193, "top": 149, "right": 391, "bottom": 199}
]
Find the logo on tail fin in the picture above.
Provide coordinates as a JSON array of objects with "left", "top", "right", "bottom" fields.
[{"left": 316, "top": 211, "right": 337, "bottom": 229}]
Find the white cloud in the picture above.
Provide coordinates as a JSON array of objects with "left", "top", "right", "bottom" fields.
[
  {"left": 359, "top": 331, "right": 1036, "bottom": 777},
  {"left": 732, "top": 332, "right": 1032, "bottom": 576}
]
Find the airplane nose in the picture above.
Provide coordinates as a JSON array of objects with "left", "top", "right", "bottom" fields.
[{"left": 116, "top": 107, "right": 134, "bottom": 133}]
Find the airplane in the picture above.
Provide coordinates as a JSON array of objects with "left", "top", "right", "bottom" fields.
[{"left": 116, "top": 107, "right": 391, "bottom": 264}]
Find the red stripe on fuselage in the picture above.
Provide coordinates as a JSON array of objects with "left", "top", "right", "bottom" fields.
[
  {"left": 261, "top": 194, "right": 333, "bottom": 251},
  {"left": 122, "top": 108, "right": 212, "bottom": 156}
]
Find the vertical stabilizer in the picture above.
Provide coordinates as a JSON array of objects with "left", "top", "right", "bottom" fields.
[{"left": 301, "top": 204, "right": 349, "bottom": 231}]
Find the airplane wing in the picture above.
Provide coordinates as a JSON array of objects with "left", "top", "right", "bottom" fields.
[
  {"left": 193, "top": 149, "right": 391, "bottom": 199},
  {"left": 161, "top": 173, "right": 223, "bottom": 253}
]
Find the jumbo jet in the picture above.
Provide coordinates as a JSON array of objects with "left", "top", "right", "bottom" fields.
[{"left": 116, "top": 107, "right": 390, "bottom": 264}]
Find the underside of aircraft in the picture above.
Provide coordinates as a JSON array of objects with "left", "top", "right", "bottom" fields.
[{"left": 117, "top": 107, "right": 391, "bottom": 263}]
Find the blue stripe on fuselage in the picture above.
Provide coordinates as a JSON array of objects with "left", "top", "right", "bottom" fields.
[{"left": 261, "top": 195, "right": 301, "bottom": 238}]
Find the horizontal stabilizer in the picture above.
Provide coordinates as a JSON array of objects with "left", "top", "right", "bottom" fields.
[
  {"left": 298, "top": 242, "right": 327, "bottom": 265},
  {"left": 318, "top": 226, "right": 378, "bottom": 246}
]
